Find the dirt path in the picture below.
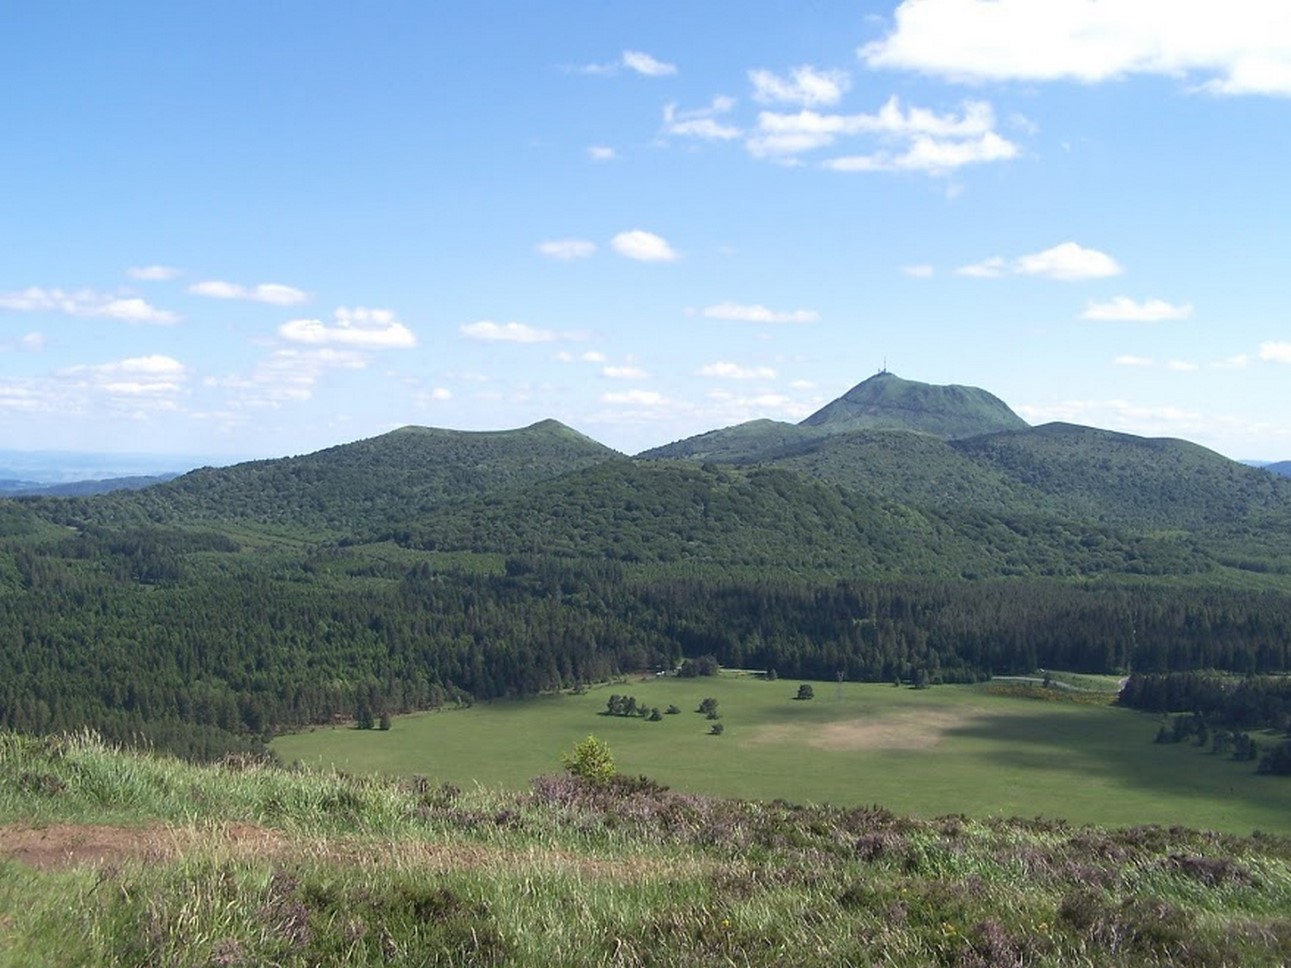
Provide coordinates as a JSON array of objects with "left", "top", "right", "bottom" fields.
[{"left": 0, "top": 822, "right": 684, "bottom": 880}]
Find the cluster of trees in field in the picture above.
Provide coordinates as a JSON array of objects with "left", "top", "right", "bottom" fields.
[
  {"left": 1122, "top": 673, "right": 1291, "bottom": 775},
  {"left": 5, "top": 521, "right": 1291, "bottom": 759}
]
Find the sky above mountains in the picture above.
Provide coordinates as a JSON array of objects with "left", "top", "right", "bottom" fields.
[{"left": 2, "top": 1, "right": 1290, "bottom": 464}]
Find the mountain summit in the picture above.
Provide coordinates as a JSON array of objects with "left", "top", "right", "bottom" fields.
[{"left": 799, "top": 371, "right": 1028, "bottom": 440}]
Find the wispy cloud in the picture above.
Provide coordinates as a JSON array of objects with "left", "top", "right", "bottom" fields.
[
  {"left": 603, "top": 365, "right": 648, "bottom": 379},
  {"left": 61, "top": 354, "right": 188, "bottom": 397},
  {"left": 611, "top": 230, "right": 679, "bottom": 262},
  {"left": 0, "top": 287, "right": 180, "bottom": 324},
  {"left": 280, "top": 307, "right": 416, "bottom": 349},
  {"left": 622, "top": 50, "right": 676, "bottom": 77},
  {"left": 862, "top": 0, "right": 1291, "bottom": 97},
  {"left": 699, "top": 361, "right": 778, "bottom": 379},
  {"left": 127, "top": 265, "right": 181, "bottom": 281},
  {"left": 576, "top": 50, "right": 677, "bottom": 77},
  {"left": 957, "top": 242, "right": 1122, "bottom": 281},
  {"left": 902, "top": 264, "right": 935, "bottom": 278},
  {"left": 601, "top": 388, "right": 667, "bottom": 406},
  {"left": 663, "top": 96, "right": 741, "bottom": 140},
  {"left": 700, "top": 302, "right": 819, "bottom": 324},
  {"left": 750, "top": 66, "right": 850, "bottom": 107},
  {"left": 1259, "top": 341, "right": 1291, "bottom": 364},
  {"left": 537, "top": 239, "right": 597, "bottom": 260},
  {"left": 220, "top": 348, "right": 367, "bottom": 406},
  {"left": 460, "top": 321, "right": 556, "bottom": 343},
  {"left": 587, "top": 145, "right": 617, "bottom": 162},
  {"left": 1114, "top": 355, "right": 1154, "bottom": 367},
  {"left": 748, "top": 95, "right": 1019, "bottom": 175},
  {"left": 190, "top": 280, "right": 309, "bottom": 306},
  {"left": 1082, "top": 297, "right": 1193, "bottom": 322}
]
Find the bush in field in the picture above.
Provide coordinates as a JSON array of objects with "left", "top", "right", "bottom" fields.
[
  {"left": 562, "top": 735, "right": 615, "bottom": 784},
  {"left": 796, "top": 684, "right": 815, "bottom": 701}
]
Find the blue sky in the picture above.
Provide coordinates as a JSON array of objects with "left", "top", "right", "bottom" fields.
[{"left": 2, "top": 0, "right": 1290, "bottom": 466}]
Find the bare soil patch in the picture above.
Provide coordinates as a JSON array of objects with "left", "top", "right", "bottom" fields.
[{"left": 746, "top": 708, "right": 987, "bottom": 752}]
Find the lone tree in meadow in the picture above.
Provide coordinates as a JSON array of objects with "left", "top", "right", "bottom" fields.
[
  {"left": 563, "top": 735, "right": 615, "bottom": 784},
  {"left": 796, "top": 683, "right": 815, "bottom": 701}
]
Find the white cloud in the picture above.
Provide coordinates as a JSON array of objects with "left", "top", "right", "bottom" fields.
[
  {"left": 957, "top": 242, "right": 1123, "bottom": 281},
  {"left": 61, "top": 354, "right": 188, "bottom": 397},
  {"left": 460, "top": 320, "right": 556, "bottom": 343},
  {"left": 956, "top": 257, "right": 1008, "bottom": 279},
  {"left": 750, "top": 66, "right": 850, "bottom": 107},
  {"left": 280, "top": 307, "right": 416, "bottom": 349},
  {"left": 0, "top": 287, "right": 180, "bottom": 324},
  {"left": 1259, "top": 341, "right": 1291, "bottom": 363},
  {"left": 127, "top": 265, "right": 181, "bottom": 281},
  {"left": 537, "top": 239, "right": 597, "bottom": 260},
  {"left": 902, "top": 264, "right": 935, "bottom": 278},
  {"left": 699, "top": 361, "right": 778, "bottom": 380},
  {"left": 190, "top": 280, "right": 309, "bottom": 305},
  {"left": 1015, "top": 243, "right": 1122, "bottom": 280},
  {"left": 581, "top": 350, "right": 607, "bottom": 363},
  {"left": 429, "top": 387, "right": 452, "bottom": 401},
  {"left": 1082, "top": 297, "right": 1194, "bottom": 322},
  {"left": 824, "top": 130, "right": 1017, "bottom": 173},
  {"left": 587, "top": 145, "right": 617, "bottom": 161},
  {"left": 663, "top": 97, "right": 741, "bottom": 140},
  {"left": 603, "top": 365, "right": 648, "bottom": 379},
  {"left": 217, "top": 348, "right": 367, "bottom": 406},
  {"left": 622, "top": 50, "right": 676, "bottom": 77},
  {"left": 748, "top": 95, "right": 1019, "bottom": 174},
  {"left": 611, "top": 230, "right": 679, "bottom": 262},
  {"left": 1114, "top": 355, "right": 1154, "bottom": 367},
  {"left": 700, "top": 302, "right": 819, "bottom": 324},
  {"left": 1167, "top": 359, "right": 1199, "bottom": 372},
  {"left": 601, "top": 389, "right": 667, "bottom": 406},
  {"left": 861, "top": 0, "right": 1291, "bottom": 97}
]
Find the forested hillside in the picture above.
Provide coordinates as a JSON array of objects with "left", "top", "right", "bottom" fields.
[{"left": 4, "top": 374, "right": 1291, "bottom": 759}]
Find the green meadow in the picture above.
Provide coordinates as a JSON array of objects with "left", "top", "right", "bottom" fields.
[{"left": 274, "top": 676, "right": 1291, "bottom": 835}]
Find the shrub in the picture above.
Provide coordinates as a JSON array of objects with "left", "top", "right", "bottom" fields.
[
  {"left": 562, "top": 735, "right": 615, "bottom": 784},
  {"left": 795, "top": 684, "right": 815, "bottom": 701}
]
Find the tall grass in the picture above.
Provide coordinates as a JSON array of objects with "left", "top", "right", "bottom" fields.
[{"left": 4, "top": 730, "right": 1291, "bottom": 966}]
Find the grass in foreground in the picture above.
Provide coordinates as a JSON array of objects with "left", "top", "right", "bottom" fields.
[
  {"left": 274, "top": 677, "right": 1291, "bottom": 835},
  {"left": 4, "top": 730, "right": 1291, "bottom": 966}
]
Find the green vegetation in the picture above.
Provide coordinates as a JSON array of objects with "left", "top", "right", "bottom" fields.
[
  {"left": 800, "top": 370, "right": 1030, "bottom": 438},
  {"left": 5, "top": 731, "right": 1291, "bottom": 967},
  {"left": 275, "top": 678, "right": 1291, "bottom": 834},
  {"left": 1, "top": 371, "right": 1291, "bottom": 770}
]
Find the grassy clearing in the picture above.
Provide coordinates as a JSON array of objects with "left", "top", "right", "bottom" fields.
[
  {"left": 4, "top": 731, "right": 1291, "bottom": 966},
  {"left": 274, "top": 677, "right": 1291, "bottom": 834}
]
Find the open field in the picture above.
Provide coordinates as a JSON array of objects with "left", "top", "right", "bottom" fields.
[{"left": 274, "top": 677, "right": 1291, "bottom": 834}]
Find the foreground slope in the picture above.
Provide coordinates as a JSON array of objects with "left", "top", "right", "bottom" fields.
[{"left": 3, "top": 731, "right": 1291, "bottom": 967}]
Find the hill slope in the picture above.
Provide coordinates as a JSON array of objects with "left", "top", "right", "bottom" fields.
[
  {"left": 1266, "top": 460, "right": 1291, "bottom": 478},
  {"left": 800, "top": 370, "right": 1029, "bottom": 438},
  {"left": 24, "top": 420, "right": 620, "bottom": 535}
]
